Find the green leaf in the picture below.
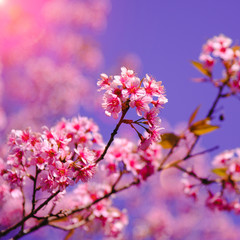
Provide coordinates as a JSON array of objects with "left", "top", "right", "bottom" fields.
[
  {"left": 188, "top": 105, "right": 201, "bottom": 126},
  {"left": 189, "top": 118, "right": 219, "bottom": 136},
  {"left": 160, "top": 133, "right": 180, "bottom": 149},
  {"left": 191, "top": 60, "right": 212, "bottom": 77},
  {"left": 212, "top": 168, "right": 228, "bottom": 178}
]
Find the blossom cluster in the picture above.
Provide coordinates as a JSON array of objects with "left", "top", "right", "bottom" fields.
[
  {"left": 123, "top": 168, "right": 240, "bottom": 240},
  {"left": 182, "top": 148, "right": 240, "bottom": 213},
  {"left": 181, "top": 174, "right": 198, "bottom": 200},
  {"left": 199, "top": 34, "right": 240, "bottom": 93},
  {"left": 59, "top": 183, "right": 128, "bottom": 238},
  {"left": 98, "top": 67, "right": 167, "bottom": 148},
  {"left": 1, "top": 116, "right": 103, "bottom": 193},
  {"left": 206, "top": 192, "right": 236, "bottom": 212},
  {"left": 213, "top": 148, "right": 240, "bottom": 181},
  {"left": 103, "top": 138, "right": 162, "bottom": 180}
]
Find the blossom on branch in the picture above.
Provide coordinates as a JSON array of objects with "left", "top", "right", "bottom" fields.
[
  {"left": 1, "top": 116, "right": 103, "bottom": 193},
  {"left": 98, "top": 67, "right": 167, "bottom": 149}
]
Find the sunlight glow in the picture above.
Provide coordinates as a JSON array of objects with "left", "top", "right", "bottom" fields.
[{"left": 0, "top": 0, "right": 6, "bottom": 6}]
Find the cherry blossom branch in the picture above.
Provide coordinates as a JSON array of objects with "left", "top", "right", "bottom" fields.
[
  {"left": 10, "top": 178, "right": 140, "bottom": 239},
  {"left": 183, "top": 145, "right": 219, "bottom": 160},
  {"left": 20, "top": 186, "right": 26, "bottom": 233},
  {"left": 207, "top": 84, "right": 225, "bottom": 118},
  {"left": 174, "top": 164, "right": 216, "bottom": 185},
  {"left": 31, "top": 166, "right": 40, "bottom": 212},
  {"left": 0, "top": 190, "right": 60, "bottom": 238},
  {"left": 183, "top": 86, "right": 224, "bottom": 161},
  {"left": 111, "top": 172, "right": 124, "bottom": 191},
  {"left": 162, "top": 81, "right": 227, "bottom": 170},
  {"left": 49, "top": 213, "right": 94, "bottom": 231},
  {"left": 96, "top": 104, "right": 130, "bottom": 164},
  {"left": 3, "top": 143, "right": 223, "bottom": 238},
  {"left": 158, "top": 139, "right": 180, "bottom": 170},
  {"left": 160, "top": 146, "right": 219, "bottom": 172}
]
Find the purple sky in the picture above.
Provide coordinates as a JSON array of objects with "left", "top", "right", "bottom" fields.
[{"left": 98, "top": 0, "right": 240, "bottom": 153}]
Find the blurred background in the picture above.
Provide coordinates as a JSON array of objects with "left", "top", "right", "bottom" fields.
[{"left": 0, "top": 0, "right": 240, "bottom": 239}]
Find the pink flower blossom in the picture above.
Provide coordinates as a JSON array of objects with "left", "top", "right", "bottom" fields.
[
  {"left": 130, "top": 95, "right": 152, "bottom": 116},
  {"left": 143, "top": 74, "right": 165, "bottom": 97},
  {"left": 102, "top": 92, "right": 122, "bottom": 119},
  {"left": 144, "top": 107, "right": 161, "bottom": 128},
  {"left": 97, "top": 73, "right": 113, "bottom": 91},
  {"left": 125, "top": 76, "right": 145, "bottom": 99}
]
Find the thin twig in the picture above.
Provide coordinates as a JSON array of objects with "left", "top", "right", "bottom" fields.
[
  {"left": 183, "top": 145, "right": 219, "bottom": 160},
  {"left": 174, "top": 164, "right": 215, "bottom": 185}
]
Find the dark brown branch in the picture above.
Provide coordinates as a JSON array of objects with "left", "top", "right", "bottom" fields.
[
  {"left": 10, "top": 178, "right": 140, "bottom": 239},
  {"left": 31, "top": 166, "right": 40, "bottom": 212},
  {"left": 174, "top": 164, "right": 215, "bottom": 185},
  {"left": 0, "top": 190, "right": 60, "bottom": 238},
  {"left": 96, "top": 105, "right": 130, "bottom": 164}
]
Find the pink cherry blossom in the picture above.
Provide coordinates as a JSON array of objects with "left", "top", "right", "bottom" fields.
[
  {"left": 102, "top": 92, "right": 122, "bottom": 119},
  {"left": 129, "top": 95, "right": 152, "bottom": 116},
  {"left": 97, "top": 73, "right": 113, "bottom": 90},
  {"left": 143, "top": 74, "right": 165, "bottom": 97}
]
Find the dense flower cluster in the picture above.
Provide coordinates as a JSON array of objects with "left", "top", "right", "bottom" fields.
[
  {"left": 199, "top": 34, "right": 240, "bottom": 92},
  {"left": 191, "top": 148, "right": 240, "bottom": 213},
  {"left": 103, "top": 138, "right": 162, "bottom": 180},
  {"left": 1, "top": 116, "right": 103, "bottom": 192},
  {"left": 98, "top": 67, "right": 167, "bottom": 148},
  {"left": 59, "top": 183, "right": 128, "bottom": 238}
]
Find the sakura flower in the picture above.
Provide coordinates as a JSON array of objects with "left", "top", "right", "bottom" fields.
[
  {"left": 138, "top": 137, "right": 152, "bottom": 151},
  {"left": 206, "top": 192, "right": 231, "bottom": 211},
  {"left": 129, "top": 95, "right": 152, "bottom": 116},
  {"left": 230, "top": 74, "right": 240, "bottom": 93},
  {"left": 102, "top": 92, "right": 122, "bottom": 119},
  {"left": 213, "top": 47, "right": 234, "bottom": 61},
  {"left": 144, "top": 107, "right": 161, "bottom": 128},
  {"left": 199, "top": 54, "right": 215, "bottom": 70},
  {"left": 109, "top": 81, "right": 128, "bottom": 101},
  {"left": 114, "top": 66, "right": 136, "bottom": 86},
  {"left": 212, "top": 149, "right": 235, "bottom": 167},
  {"left": 125, "top": 76, "right": 145, "bottom": 100},
  {"left": 181, "top": 177, "right": 198, "bottom": 200},
  {"left": 74, "top": 164, "right": 96, "bottom": 182},
  {"left": 97, "top": 73, "right": 113, "bottom": 91},
  {"left": 39, "top": 172, "right": 57, "bottom": 192},
  {"left": 74, "top": 145, "right": 96, "bottom": 164},
  {"left": 143, "top": 74, "right": 165, "bottom": 97},
  {"left": 121, "top": 66, "right": 135, "bottom": 78}
]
